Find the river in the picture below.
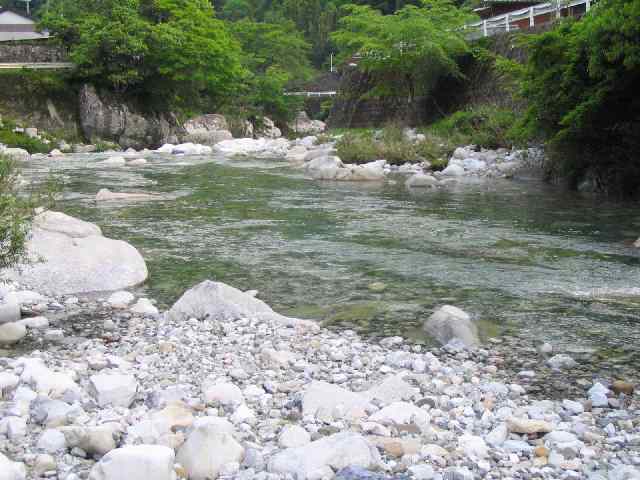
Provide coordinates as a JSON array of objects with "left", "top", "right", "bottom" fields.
[{"left": 20, "top": 152, "right": 640, "bottom": 386}]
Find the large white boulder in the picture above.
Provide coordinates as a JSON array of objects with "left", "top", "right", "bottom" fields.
[
  {"left": 215, "top": 138, "right": 290, "bottom": 158},
  {"left": 89, "top": 373, "right": 138, "bottom": 408},
  {"left": 441, "top": 164, "right": 465, "bottom": 177},
  {"left": 183, "top": 114, "right": 233, "bottom": 146},
  {"left": 166, "top": 280, "right": 317, "bottom": 330},
  {"left": 268, "top": 432, "right": 380, "bottom": 480},
  {"left": 172, "top": 143, "right": 213, "bottom": 155},
  {"left": 302, "top": 381, "right": 372, "bottom": 423},
  {"left": 422, "top": 305, "right": 479, "bottom": 348},
  {"left": 61, "top": 424, "right": 119, "bottom": 456},
  {"left": 0, "top": 322, "right": 26, "bottom": 345},
  {"left": 406, "top": 173, "right": 438, "bottom": 189},
  {"left": 289, "top": 111, "right": 326, "bottom": 135},
  {"left": 176, "top": 417, "right": 244, "bottom": 480},
  {"left": 305, "top": 156, "right": 386, "bottom": 182},
  {"left": 0, "top": 452, "right": 26, "bottom": 480},
  {"left": 0, "top": 297, "right": 20, "bottom": 325},
  {"left": 368, "top": 402, "right": 430, "bottom": 426},
  {"left": 202, "top": 381, "right": 244, "bottom": 407},
  {"left": 2, "top": 147, "right": 30, "bottom": 161},
  {"left": 278, "top": 425, "right": 311, "bottom": 448},
  {"left": 18, "top": 358, "right": 80, "bottom": 399},
  {"left": 88, "top": 445, "right": 176, "bottom": 480},
  {"left": 2, "top": 211, "right": 148, "bottom": 295}
]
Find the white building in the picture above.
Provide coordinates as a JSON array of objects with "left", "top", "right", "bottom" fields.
[{"left": 0, "top": 9, "right": 49, "bottom": 42}]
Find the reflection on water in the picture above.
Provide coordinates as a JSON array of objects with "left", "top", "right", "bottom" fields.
[{"left": 19, "top": 152, "right": 640, "bottom": 374}]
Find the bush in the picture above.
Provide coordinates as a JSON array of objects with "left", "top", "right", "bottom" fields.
[
  {"left": 0, "top": 155, "right": 33, "bottom": 269},
  {"left": 427, "top": 106, "right": 518, "bottom": 149},
  {"left": 0, "top": 129, "right": 51, "bottom": 154}
]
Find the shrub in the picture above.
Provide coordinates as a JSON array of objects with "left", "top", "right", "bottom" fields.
[
  {"left": 0, "top": 129, "right": 50, "bottom": 154},
  {"left": 0, "top": 155, "right": 33, "bottom": 269}
]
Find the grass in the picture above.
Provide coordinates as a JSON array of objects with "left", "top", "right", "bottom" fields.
[{"left": 0, "top": 128, "right": 51, "bottom": 154}]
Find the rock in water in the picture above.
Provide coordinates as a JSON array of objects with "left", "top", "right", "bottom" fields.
[
  {"left": 422, "top": 305, "right": 479, "bottom": 348},
  {"left": 88, "top": 445, "right": 176, "bottom": 480},
  {"left": 406, "top": 173, "right": 438, "bottom": 189},
  {"left": 165, "top": 280, "right": 317, "bottom": 330},
  {"left": 176, "top": 417, "right": 244, "bottom": 480},
  {"left": 2, "top": 211, "right": 148, "bottom": 295},
  {"left": 268, "top": 432, "right": 380, "bottom": 480},
  {"left": 0, "top": 452, "right": 26, "bottom": 480}
]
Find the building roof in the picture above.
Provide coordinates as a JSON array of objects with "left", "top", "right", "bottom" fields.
[{"left": 0, "top": 9, "right": 49, "bottom": 42}]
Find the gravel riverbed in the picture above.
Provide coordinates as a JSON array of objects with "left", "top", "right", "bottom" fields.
[{"left": 0, "top": 279, "right": 638, "bottom": 480}]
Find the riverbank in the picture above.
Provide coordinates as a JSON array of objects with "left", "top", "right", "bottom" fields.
[{"left": 1, "top": 274, "right": 638, "bottom": 480}]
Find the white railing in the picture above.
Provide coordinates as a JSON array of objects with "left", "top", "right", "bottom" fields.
[
  {"left": 467, "top": 0, "right": 593, "bottom": 38},
  {"left": 0, "top": 62, "right": 74, "bottom": 70},
  {"left": 284, "top": 91, "right": 337, "bottom": 97}
]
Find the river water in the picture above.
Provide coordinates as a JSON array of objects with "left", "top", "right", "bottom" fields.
[{"left": 20, "top": 152, "right": 640, "bottom": 383}]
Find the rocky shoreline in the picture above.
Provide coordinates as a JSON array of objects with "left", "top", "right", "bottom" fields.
[{"left": 1, "top": 269, "right": 638, "bottom": 479}]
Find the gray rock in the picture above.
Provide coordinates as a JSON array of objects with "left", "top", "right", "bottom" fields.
[
  {"left": 302, "top": 381, "right": 372, "bottom": 422},
  {"left": 422, "top": 305, "right": 479, "bottom": 348},
  {"left": 37, "top": 429, "right": 67, "bottom": 453},
  {"left": 88, "top": 445, "right": 176, "bottom": 480},
  {"left": 406, "top": 173, "right": 438, "bottom": 189},
  {"left": 0, "top": 322, "right": 26, "bottom": 344},
  {"left": 0, "top": 297, "right": 20, "bottom": 325},
  {"left": 278, "top": 425, "right": 311, "bottom": 448},
  {"left": 3, "top": 211, "right": 148, "bottom": 295},
  {"left": 268, "top": 432, "right": 380, "bottom": 480},
  {"left": 0, "top": 452, "right": 26, "bottom": 480},
  {"left": 183, "top": 114, "right": 233, "bottom": 146},
  {"left": 335, "top": 466, "right": 398, "bottom": 480},
  {"left": 176, "top": 417, "right": 244, "bottom": 480},
  {"left": 547, "top": 354, "right": 577, "bottom": 370},
  {"left": 89, "top": 373, "right": 138, "bottom": 408},
  {"left": 166, "top": 280, "right": 317, "bottom": 330}
]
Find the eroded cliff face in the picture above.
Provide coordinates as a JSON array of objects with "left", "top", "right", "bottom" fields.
[{"left": 78, "top": 85, "right": 184, "bottom": 149}]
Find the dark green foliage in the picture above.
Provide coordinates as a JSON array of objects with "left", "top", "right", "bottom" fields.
[
  {"left": 41, "top": 0, "right": 245, "bottom": 112},
  {"left": 519, "top": 0, "right": 640, "bottom": 195},
  {"left": 427, "top": 106, "right": 518, "bottom": 149},
  {"left": 0, "top": 130, "right": 50, "bottom": 154},
  {"left": 332, "top": 1, "right": 476, "bottom": 103}
]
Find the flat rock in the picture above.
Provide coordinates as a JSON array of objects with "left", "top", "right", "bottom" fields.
[
  {"left": 506, "top": 417, "right": 553, "bottom": 434},
  {"left": 268, "top": 432, "right": 380, "bottom": 480},
  {"left": 422, "top": 305, "right": 478, "bottom": 348},
  {"left": 89, "top": 373, "right": 138, "bottom": 408},
  {"left": 88, "top": 445, "right": 176, "bottom": 480},
  {"left": 2, "top": 211, "right": 148, "bottom": 295},
  {"left": 302, "top": 381, "right": 372, "bottom": 423},
  {"left": 176, "top": 417, "right": 244, "bottom": 480}
]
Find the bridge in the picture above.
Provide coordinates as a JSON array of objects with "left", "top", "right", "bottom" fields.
[
  {"left": 284, "top": 91, "right": 337, "bottom": 98},
  {"left": 467, "top": 0, "right": 594, "bottom": 38}
]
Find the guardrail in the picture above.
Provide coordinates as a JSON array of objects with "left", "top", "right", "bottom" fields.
[
  {"left": 0, "top": 62, "right": 74, "bottom": 70},
  {"left": 284, "top": 91, "right": 337, "bottom": 97},
  {"left": 467, "top": 0, "right": 593, "bottom": 38}
]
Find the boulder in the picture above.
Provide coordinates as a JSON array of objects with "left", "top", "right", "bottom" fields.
[
  {"left": 100, "top": 156, "right": 126, "bottom": 166},
  {"left": 368, "top": 402, "right": 429, "bottom": 427},
  {"left": 286, "top": 145, "right": 309, "bottom": 165},
  {"left": 268, "top": 432, "right": 380, "bottom": 480},
  {"left": 215, "top": 138, "right": 290, "bottom": 158},
  {"left": 406, "top": 173, "right": 438, "bottom": 189},
  {"left": 202, "top": 381, "right": 244, "bottom": 407},
  {"left": 278, "top": 425, "right": 311, "bottom": 448},
  {"left": 172, "top": 143, "right": 213, "bottom": 155},
  {"left": 2, "top": 211, "right": 148, "bottom": 295},
  {"left": 256, "top": 116, "right": 282, "bottom": 139},
  {"left": 61, "top": 424, "right": 119, "bottom": 456},
  {"left": 183, "top": 114, "right": 233, "bottom": 146},
  {"left": 441, "top": 164, "right": 465, "bottom": 177},
  {"left": 130, "top": 298, "right": 159, "bottom": 317},
  {"left": 289, "top": 111, "right": 326, "bottom": 135},
  {"left": 89, "top": 373, "right": 138, "bottom": 408},
  {"left": 305, "top": 155, "right": 346, "bottom": 180},
  {"left": 36, "top": 429, "right": 67, "bottom": 453},
  {"left": 107, "top": 291, "right": 135, "bottom": 309},
  {"left": 176, "top": 417, "right": 244, "bottom": 480},
  {"left": 79, "top": 84, "right": 183, "bottom": 149},
  {"left": 16, "top": 316, "right": 49, "bottom": 329},
  {"left": 506, "top": 417, "right": 553, "bottom": 434},
  {"left": 1, "top": 148, "right": 30, "bottom": 161},
  {"left": 166, "top": 280, "right": 317, "bottom": 330},
  {"left": 0, "top": 297, "right": 20, "bottom": 325},
  {"left": 88, "top": 445, "right": 176, "bottom": 480},
  {"left": 0, "top": 322, "right": 26, "bottom": 345},
  {"left": 96, "top": 189, "right": 160, "bottom": 202},
  {"left": 547, "top": 354, "right": 577, "bottom": 370},
  {"left": 302, "top": 381, "right": 372, "bottom": 423},
  {"left": 422, "top": 305, "right": 479, "bottom": 348},
  {"left": 0, "top": 453, "right": 26, "bottom": 480},
  {"left": 18, "top": 358, "right": 80, "bottom": 399}
]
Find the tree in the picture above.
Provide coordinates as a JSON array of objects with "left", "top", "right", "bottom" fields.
[
  {"left": 520, "top": 0, "right": 640, "bottom": 194},
  {"left": 41, "top": 0, "right": 245, "bottom": 112},
  {"left": 0, "top": 155, "right": 32, "bottom": 269},
  {"left": 332, "top": 0, "right": 476, "bottom": 104},
  {"left": 229, "top": 19, "right": 311, "bottom": 121}
]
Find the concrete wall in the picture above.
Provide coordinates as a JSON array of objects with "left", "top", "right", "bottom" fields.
[{"left": 0, "top": 42, "right": 67, "bottom": 62}]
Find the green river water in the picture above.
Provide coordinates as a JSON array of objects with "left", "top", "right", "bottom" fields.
[{"left": 20, "top": 152, "right": 640, "bottom": 380}]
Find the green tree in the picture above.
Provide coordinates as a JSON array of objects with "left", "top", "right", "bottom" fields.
[
  {"left": 520, "top": 0, "right": 640, "bottom": 194},
  {"left": 229, "top": 19, "right": 311, "bottom": 121},
  {"left": 41, "top": 0, "right": 245, "bottom": 111},
  {"left": 332, "top": 0, "right": 475, "bottom": 104}
]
